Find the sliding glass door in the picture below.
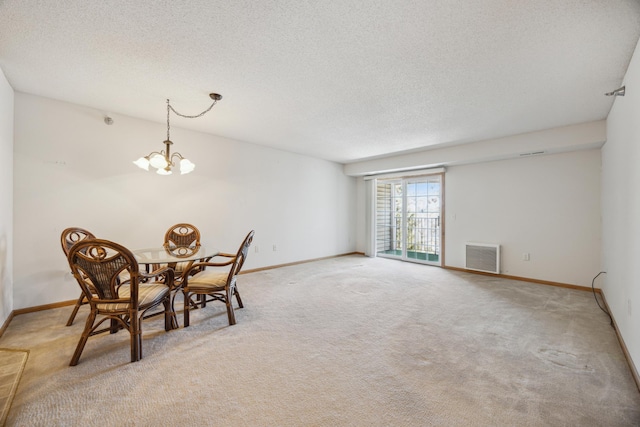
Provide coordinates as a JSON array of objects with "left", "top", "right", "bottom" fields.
[{"left": 375, "top": 174, "right": 442, "bottom": 265}]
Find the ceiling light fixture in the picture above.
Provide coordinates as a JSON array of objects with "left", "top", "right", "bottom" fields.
[{"left": 134, "top": 93, "right": 222, "bottom": 175}]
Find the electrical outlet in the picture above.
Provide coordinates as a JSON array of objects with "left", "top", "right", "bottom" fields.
[
  {"left": 523, "top": 253, "right": 530, "bottom": 261},
  {"left": 254, "top": 246, "right": 259, "bottom": 253},
  {"left": 273, "top": 244, "right": 277, "bottom": 251}
]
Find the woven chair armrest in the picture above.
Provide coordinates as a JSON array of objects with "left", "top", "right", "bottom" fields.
[
  {"left": 216, "top": 252, "right": 235, "bottom": 258},
  {"left": 194, "top": 259, "right": 235, "bottom": 268},
  {"left": 184, "top": 259, "right": 234, "bottom": 277},
  {"left": 198, "top": 253, "right": 234, "bottom": 263}
]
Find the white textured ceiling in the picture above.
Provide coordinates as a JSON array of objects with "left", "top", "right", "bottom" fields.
[{"left": 1, "top": 1, "right": 639, "bottom": 163}]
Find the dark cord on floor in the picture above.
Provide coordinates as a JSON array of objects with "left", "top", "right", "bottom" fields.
[{"left": 592, "top": 271, "right": 613, "bottom": 327}]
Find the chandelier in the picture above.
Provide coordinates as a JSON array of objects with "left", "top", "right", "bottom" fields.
[{"left": 134, "top": 93, "right": 222, "bottom": 175}]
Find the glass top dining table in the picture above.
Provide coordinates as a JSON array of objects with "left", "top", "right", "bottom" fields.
[
  {"left": 132, "top": 245, "right": 219, "bottom": 330},
  {"left": 132, "top": 245, "right": 219, "bottom": 265}
]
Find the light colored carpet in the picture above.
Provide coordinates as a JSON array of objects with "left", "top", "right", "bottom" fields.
[
  {"left": 0, "top": 349, "right": 28, "bottom": 427},
  {"left": 0, "top": 255, "right": 639, "bottom": 426}
]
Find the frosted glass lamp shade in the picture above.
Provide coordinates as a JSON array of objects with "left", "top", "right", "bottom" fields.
[
  {"left": 149, "top": 153, "right": 168, "bottom": 169},
  {"left": 133, "top": 157, "right": 150, "bottom": 170},
  {"left": 180, "top": 158, "right": 196, "bottom": 174}
]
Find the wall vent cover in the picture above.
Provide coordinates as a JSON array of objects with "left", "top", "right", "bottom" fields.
[{"left": 465, "top": 243, "right": 500, "bottom": 274}]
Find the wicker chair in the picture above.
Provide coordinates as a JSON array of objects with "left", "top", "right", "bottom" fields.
[
  {"left": 162, "top": 223, "right": 203, "bottom": 280},
  {"left": 182, "top": 230, "right": 254, "bottom": 327},
  {"left": 60, "top": 227, "right": 96, "bottom": 326},
  {"left": 66, "top": 238, "right": 176, "bottom": 366}
]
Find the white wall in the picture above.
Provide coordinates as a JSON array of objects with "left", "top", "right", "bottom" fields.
[
  {"left": 354, "top": 149, "right": 602, "bottom": 287},
  {"left": 13, "top": 93, "right": 357, "bottom": 309},
  {"left": 0, "top": 68, "right": 14, "bottom": 324},
  {"left": 445, "top": 150, "right": 601, "bottom": 286},
  {"left": 602, "top": 36, "right": 640, "bottom": 372}
]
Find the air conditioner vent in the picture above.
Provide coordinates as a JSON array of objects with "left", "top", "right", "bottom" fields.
[{"left": 465, "top": 243, "right": 500, "bottom": 274}]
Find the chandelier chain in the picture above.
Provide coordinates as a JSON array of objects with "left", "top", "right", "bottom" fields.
[
  {"left": 168, "top": 99, "right": 219, "bottom": 119},
  {"left": 166, "top": 99, "right": 171, "bottom": 141},
  {"left": 166, "top": 97, "right": 220, "bottom": 141}
]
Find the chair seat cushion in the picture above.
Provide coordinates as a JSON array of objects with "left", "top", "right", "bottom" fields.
[
  {"left": 187, "top": 270, "right": 230, "bottom": 291},
  {"left": 118, "top": 284, "right": 131, "bottom": 298},
  {"left": 96, "top": 283, "right": 169, "bottom": 312},
  {"left": 158, "top": 261, "right": 192, "bottom": 272}
]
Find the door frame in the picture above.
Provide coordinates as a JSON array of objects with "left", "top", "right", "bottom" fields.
[{"left": 374, "top": 172, "right": 445, "bottom": 266}]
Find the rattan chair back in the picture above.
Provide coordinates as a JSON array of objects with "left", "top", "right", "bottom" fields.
[
  {"left": 60, "top": 227, "right": 97, "bottom": 326},
  {"left": 232, "top": 229, "right": 255, "bottom": 276},
  {"left": 68, "top": 239, "right": 140, "bottom": 306},
  {"left": 164, "top": 223, "right": 201, "bottom": 248},
  {"left": 61, "top": 227, "right": 96, "bottom": 256}
]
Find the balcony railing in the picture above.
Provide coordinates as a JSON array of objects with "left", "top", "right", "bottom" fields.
[{"left": 376, "top": 216, "right": 440, "bottom": 255}]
